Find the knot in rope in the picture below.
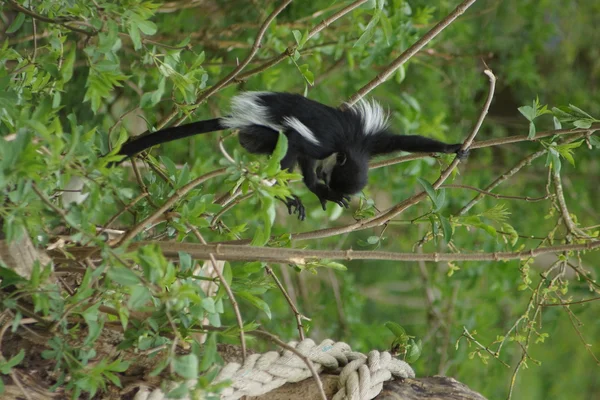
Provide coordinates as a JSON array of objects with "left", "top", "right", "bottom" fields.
[
  {"left": 133, "top": 338, "right": 414, "bottom": 400},
  {"left": 214, "top": 338, "right": 414, "bottom": 400}
]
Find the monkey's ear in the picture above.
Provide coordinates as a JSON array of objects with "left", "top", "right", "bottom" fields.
[{"left": 336, "top": 152, "right": 347, "bottom": 166}]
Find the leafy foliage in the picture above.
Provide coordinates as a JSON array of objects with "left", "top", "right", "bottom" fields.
[{"left": 0, "top": 0, "right": 599, "bottom": 399}]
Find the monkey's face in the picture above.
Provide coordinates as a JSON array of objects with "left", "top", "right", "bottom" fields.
[
  {"left": 316, "top": 152, "right": 344, "bottom": 186},
  {"left": 317, "top": 152, "right": 368, "bottom": 195}
]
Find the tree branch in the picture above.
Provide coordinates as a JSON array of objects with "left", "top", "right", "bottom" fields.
[
  {"left": 68, "top": 240, "right": 600, "bottom": 264},
  {"left": 346, "top": 0, "right": 479, "bottom": 105}
]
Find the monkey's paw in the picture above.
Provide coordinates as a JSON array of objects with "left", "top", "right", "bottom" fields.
[
  {"left": 283, "top": 195, "right": 306, "bottom": 221},
  {"left": 318, "top": 191, "right": 351, "bottom": 211}
]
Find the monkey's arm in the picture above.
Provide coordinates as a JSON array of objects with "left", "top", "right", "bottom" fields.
[
  {"left": 369, "top": 132, "right": 468, "bottom": 159},
  {"left": 298, "top": 156, "right": 350, "bottom": 210}
]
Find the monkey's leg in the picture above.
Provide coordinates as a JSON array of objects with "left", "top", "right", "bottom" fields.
[{"left": 277, "top": 148, "right": 307, "bottom": 220}]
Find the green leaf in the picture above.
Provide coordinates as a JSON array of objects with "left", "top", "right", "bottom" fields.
[
  {"left": 528, "top": 121, "right": 536, "bottom": 139},
  {"left": 265, "top": 133, "right": 288, "bottom": 175},
  {"left": 518, "top": 105, "right": 535, "bottom": 121},
  {"left": 367, "top": 236, "right": 380, "bottom": 244},
  {"left": 199, "top": 333, "right": 217, "bottom": 372},
  {"left": 438, "top": 214, "right": 452, "bottom": 243},
  {"left": 179, "top": 251, "right": 193, "bottom": 272},
  {"left": 137, "top": 20, "right": 157, "bottom": 35},
  {"left": 552, "top": 106, "right": 576, "bottom": 122},
  {"left": 478, "top": 223, "right": 497, "bottom": 237},
  {"left": 238, "top": 291, "right": 271, "bottom": 319},
  {"left": 60, "top": 47, "right": 76, "bottom": 82},
  {"left": 0, "top": 350, "right": 25, "bottom": 373},
  {"left": 320, "top": 261, "right": 347, "bottom": 271},
  {"left": 292, "top": 30, "right": 302, "bottom": 46},
  {"left": 553, "top": 116, "right": 562, "bottom": 130},
  {"left": 380, "top": 13, "right": 392, "bottom": 44},
  {"left": 433, "top": 189, "right": 446, "bottom": 212},
  {"left": 417, "top": 178, "right": 442, "bottom": 210},
  {"left": 173, "top": 354, "right": 198, "bottom": 380},
  {"left": 128, "top": 26, "right": 142, "bottom": 50},
  {"left": 201, "top": 297, "right": 216, "bottom": 313},
  {"left": 546, "top": 149, "right": 561, "bottom": 174},
  {"left": 6, "top": 13, "right": 25, "bottom": 34},
  {"left": 354, "top": 14, "right": 380, "bottom": 48},
  {"left": 405, "top": 339, "right": 422, "bottom": 363},
  {"left": 501, "top": 223, "right": 519, "bottom": 246},
  {"left": 298, "top": 64, "right": 314, "bottom": 86},
  {"left": 385, "top": 321, "right": 407, "bottom": 338},
  {"left": 160, "top": 155, "right": 178, "bottom": 179},
  {"left": 573, "top": 119, "right": 592, "bottom": 129},
  {"left": 555, "top": 141, "right": 582, "bottom": 166},
  {"left": 128, "top": 285, "right": 152, "bottom": 309},
  {"left": 429, "top": 215, "right": 438, "bottom": 245},
  {"left": 568, "top": 104, "right": 594, "bottom": 119},
  {"left": 395, "top": 64, "right": 406, "bottom": 84},
  {"left": 106, "top": 266, "right": 141, "bottom": 286}
]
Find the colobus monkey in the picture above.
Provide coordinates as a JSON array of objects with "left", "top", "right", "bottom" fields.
[{"left": 119, "top": 92, "right": 468, "bottom": 220}]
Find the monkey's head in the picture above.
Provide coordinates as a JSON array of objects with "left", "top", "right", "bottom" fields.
[{"left": 317, "top": 151, "right": 368, "bottom": 195}]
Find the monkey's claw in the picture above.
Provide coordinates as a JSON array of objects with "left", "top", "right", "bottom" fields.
[
  {"left": 318, "top": 193, "right": 351, "bottom": 211},
  {"left": 283, "top": 195, "right": 306, "bottom": 221}
]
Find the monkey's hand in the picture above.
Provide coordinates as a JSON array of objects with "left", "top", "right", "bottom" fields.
[
  {"left": 282, "top": 195, "right": 306, "bottom": 221},
  {"left": 313, "top": 183, "right": 351, "bottom": 211}
]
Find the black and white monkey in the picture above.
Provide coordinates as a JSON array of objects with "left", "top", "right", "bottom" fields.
[{"left": 119, "top": 92, "right": 468, "bottom": 220}]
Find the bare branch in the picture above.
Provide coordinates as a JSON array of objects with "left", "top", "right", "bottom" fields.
[{"left": 63, "top": 240, "right": 600, "bottom": 264}]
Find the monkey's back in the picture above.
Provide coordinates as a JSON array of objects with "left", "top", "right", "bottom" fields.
[{"left": 222, "top": 92, "right": 369, "bottom": 159}]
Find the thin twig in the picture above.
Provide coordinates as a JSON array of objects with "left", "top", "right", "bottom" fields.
[
  {"left": 369, "top": 126, "right": 598, "bottom": 171},
  {"left": 470, "top": 126, "right": 597, "bottom": 149},
  {"left": 552, "top": 171, "right": 591, "bottom": 238},
  {"left": 230, "top": 1, "right": 367, "bottom": 84},
  {"left": 210, "top": 192, "right": 253, "bottom": 227},
  {"left": 159, "top": 0, "right": 293, "bottom": 130},
  {"left": 541, "top": 296, "right": 600, "bottom": 307},
  {"left": 185, "top": 223, "right": 247, "bottom": 362},
  {"left": 346, "top": 0, "right": 479, "bottom": 105},
  {"left": 441, "top": 184, "right": 551, "bottom": 202},
  {"left": 250, "top": 330, "right": 327, "bottom": 400},
  {"left": 265, "top": 266, "right": 306, "bottom": 340},
  {"left": 117, "top": 168, "right": 227, "bottom": 244},
  {"left": 458, "top": 131, "right": 589, "bottom": 216},
  {"left": 6, "top": 0, "right": 96, "bottom": 35},
  {"left": 459, "top": 327, "right": 510, "bottom": 368}
]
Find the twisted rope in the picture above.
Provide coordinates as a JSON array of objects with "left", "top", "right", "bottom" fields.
[{"left": 134, "top": 338, "right": 414, "bottom": 400}]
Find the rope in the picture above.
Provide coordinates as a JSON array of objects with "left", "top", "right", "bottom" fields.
[{"left": 133, "top": 338, "right": 414, "bottom": 400}]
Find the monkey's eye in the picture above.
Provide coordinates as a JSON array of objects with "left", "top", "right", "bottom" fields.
[{"left": 336, "top": 153, "right": 347, "bottom": 166}]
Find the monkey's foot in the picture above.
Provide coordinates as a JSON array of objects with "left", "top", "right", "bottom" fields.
[
  {"left": 281, "top": 195, "right": 306, "bottom": 221},
  {"left": 456, "top": 148, "right": 470, "bottom": 161},
  {"left": 447, "top": 143, "right": 470, "bottom": 161}
]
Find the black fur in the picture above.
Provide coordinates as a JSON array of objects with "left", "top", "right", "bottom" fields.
[{"left": 118, "top": 92, "right": 468, "bottom": 220}]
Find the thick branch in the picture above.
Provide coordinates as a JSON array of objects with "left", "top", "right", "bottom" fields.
[{"left": 64, "top": 240, "right": 600, "bottom": 264}]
